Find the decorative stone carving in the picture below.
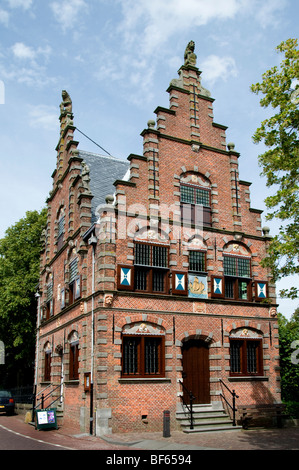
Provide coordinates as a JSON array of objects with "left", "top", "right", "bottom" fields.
[
  {"left": 81, "top": 162, "right": 91, "bottom": 194},
  {"left": 55, "top": 344, "right": 63, "bottom": 355},
  {"left": 269, "top": 307, "right": 277, "bottom": 318},
  {"left": 184, "top": 41, "right": 197, "bottom": 67},
  {"left": 104, "top": 294, "right": 114, "bottom": 307},
  {"left": 122, "top": 322, "right": 164, "bottom": 336},
  {"left": 60, "top": 89, "right": 72, "bottom": 114},
  {"left": 193, "top": 302, "right": 207, "bottom": 314}
]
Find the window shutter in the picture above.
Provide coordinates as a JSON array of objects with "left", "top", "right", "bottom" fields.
[
  {"left": 61, "top": 288, "right": 65, "bottom": 309},
  {"left": 74, "top": 276, "right": 81, "bottom": 300},
  {"left": 211, "top": 275, "right": 225, "bottom": 298},
  {"left": 46, "top": 281, "right": 53, "bottom": 302},
  {"left": 58, "top": 216, "right": 65, "bottom": 238},
  {"left": 255, "top": 281, "right": 268, "bottom": 301},
  {"left": 69, "top": 258, "right": 78, "bottom": 284},
  {"left": 117, "top": 265, "right": 134, "bottom": 291},
  {"left": 172, "top": 271, "right": 188, "bottom": 296}
]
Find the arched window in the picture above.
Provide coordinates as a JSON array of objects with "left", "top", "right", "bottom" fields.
[
  {"left": 211, "top": 242, "right": 252, "bottom": 301},
  {"left": 44, "top": 342, "right": 52, "bottom": 382},
  {"left": 68, "top": 331, "right": 79, "bottom": 380},
  {"left": 121, "top": 323, "right": 165, "bottom": 378},
  {"left": 223, "top": 243, "right": 251, "bottom": 301},
  {"left": 134, "top": 242, "right": 169, "bottom": 293},
  {"left": 117, "top": 228, "right": 170, "bottom": 293},
  {"left": 180, "top": 173, "right": 211, "bottom": 227},
  {"left": 230, "top": 328, "right": 263, "bottom": 376},
  {"left": 68, "top": 257, "right": 81, "bottom": 304},
  {"left": 57, "top": 207, "right": 65, "bottom": 251},
  {"left": 45, "top": 273, "right": 54, "bottom": 319}
]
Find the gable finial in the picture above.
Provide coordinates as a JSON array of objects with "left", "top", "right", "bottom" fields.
[
  {"left": 184, "top": 41, "right": 197, "bottom": 67},
  {"left": 60, "top": 90, "right": 72, "bottom": 114}
]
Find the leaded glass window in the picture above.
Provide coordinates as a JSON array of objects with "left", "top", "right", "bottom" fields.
[
  {"left": 134, "top": 243, "right": 169, "bottom": 293},
  {"left": 223, "top": 255, "right": 252, "bottom": 301},
  {"left": 189, "top": 251, "right": 206, "bottom": 272},
  {"left": 223, "top": 256, "right": 250, "bottom": 278},
  {"left": 122, "top": 336, "right": 164, "bottom": 377},
  {"left": 180, "top": 184, "right": 212, "bottom": 227},
  {"left": 230, "top": 339, "right": 262, "bottom": 376}
]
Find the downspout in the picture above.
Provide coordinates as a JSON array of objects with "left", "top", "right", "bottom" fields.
[
  {"left": 33, "top": 290, "right": 41, "bottom": 421},
  {"left": 88, "top": 234, "right": 97, "bottom": 435}
]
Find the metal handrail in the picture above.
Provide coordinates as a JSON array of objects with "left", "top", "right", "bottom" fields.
[
  {"left": 179, "top": 380, "right": 196, "bottom": 430},
  {"left": 35, "top": 384, "right": 62, "bottom": 410},
  {"left": 219, "top": 379, "right": 239, "bottom": 426},
  {"left": 35, "top": 383, "right": 52, "bottom": 398},
  {"left": 44, "top": 394, "right": 63, "bottom": 410}
]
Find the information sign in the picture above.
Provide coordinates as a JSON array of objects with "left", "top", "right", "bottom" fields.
[{"left": 36, "top": 408, "right": 58, "bottom": 430}]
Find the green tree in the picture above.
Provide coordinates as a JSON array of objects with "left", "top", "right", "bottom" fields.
[
  {"left": 251, "top": 38, "right": 299, "bottom": 299},
  {"left": 0, "top": 209, "right": 46, "bottom": 387},
  {"left": 278, "top": 309, "right": 299, "bottom": 403}
]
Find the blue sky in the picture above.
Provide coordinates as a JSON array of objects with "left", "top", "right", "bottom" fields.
[{"left": 0, "top": 0, "right": 298, "bottom": 317}]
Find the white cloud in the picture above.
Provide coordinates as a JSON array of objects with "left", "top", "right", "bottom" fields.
[
  {"left": 0, "top": 0, "right": 33, "bottom": 27},
  {"left": 28, "top": 105, "right": 58, "bottom": 131},
  {"left": 0, "top": 43, "right": 54, "bottom": 87},
  {"left": 118, "top": 0, "right": 248, "bottom": 55},
  {"left": 50, "top": 0, "right": 87, "bottom": 31},
  {"left": 12, "top": 42, "right": 36, "bottom": 60},
  {"left": 201, "top": 55, "right": 238, "bottom": 85},
  {"left": 93, "top": 0, "right": 288, "bottom": 106},
  {"left": 252, "top": 0, "right": 288, "bottom": 28},
  {"left": 11, "top": 42, "right": 52, "bottom": 62},
  {"left": 0, "top": 9, "right": 9, "bottom": 26}
]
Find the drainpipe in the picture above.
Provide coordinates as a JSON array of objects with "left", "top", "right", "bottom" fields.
[
  {"left": 33, "top": 290, "right": 41, "bottom": 421},
  {"left": 88, "top": 234, "right": 97, "bottom": 435}
]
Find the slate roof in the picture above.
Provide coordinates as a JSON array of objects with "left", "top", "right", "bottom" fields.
[{"left": 78, "top": 150, "right": 130, "bottom": 223}]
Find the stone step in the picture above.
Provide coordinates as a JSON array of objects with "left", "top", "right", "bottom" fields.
[
  {"left": 176, "top": 409, "right": 228, "bottom": 419},
  {"left": 176, "top": 403, "right": 241, "bottom": 433},
  {"left": 183, "top": 424, "right": 242, "bottom": 433}
]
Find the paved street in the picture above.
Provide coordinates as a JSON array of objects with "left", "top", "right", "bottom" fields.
[
  {"left": 1, "top": 412, "right": 299, "bottom": 453},
  {"left": 0, "top": 421, "right": 69, "bottom": 450},
  {"left": 0, "top": 413, "right": 131, "bottom": 451}
]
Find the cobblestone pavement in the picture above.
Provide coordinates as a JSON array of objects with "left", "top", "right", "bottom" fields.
[
  {"left": 102, "top": 427, "right": 299, "bottom": 451},
  {"left": 1, "top": 413, "right": 299, "bottom": 451}
]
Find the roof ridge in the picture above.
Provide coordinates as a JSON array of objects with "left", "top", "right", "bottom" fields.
[{"left": 78, "top": 149, "right": 128, "bottom": 163}]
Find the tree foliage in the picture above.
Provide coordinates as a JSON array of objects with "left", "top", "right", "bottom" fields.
[
  {"left": 0, "top": 209, "right": 46, "bottom": 386},
  {"left": 278, "top": 309, "right": 299, "bottom": 403},
  {"left": 251, "top": 38, "right": 299, "bottom": 299}
]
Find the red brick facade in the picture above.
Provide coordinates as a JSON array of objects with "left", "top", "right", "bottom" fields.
[{"left": 35, "top": 44, "right": 281, "bottom": 435}]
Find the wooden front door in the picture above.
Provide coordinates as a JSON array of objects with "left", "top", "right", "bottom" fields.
[{"left": 182, "top": 339, "right": 210, "bottom": 404}]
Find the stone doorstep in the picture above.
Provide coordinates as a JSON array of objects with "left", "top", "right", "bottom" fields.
[{"left": 176, "top": 403, "right": 242, "bottom": 433}]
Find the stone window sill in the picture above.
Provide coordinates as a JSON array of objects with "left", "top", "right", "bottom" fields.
[
  {"left": 119, "top": 378, "right": 171, "bottom": 384},
  {"left": 228, "top": 376, "right": 268, "bottom": 382}
]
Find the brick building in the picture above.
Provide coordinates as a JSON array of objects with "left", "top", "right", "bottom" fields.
[{"left": 35, "top": 42, "right": 281, "bottom": 435}]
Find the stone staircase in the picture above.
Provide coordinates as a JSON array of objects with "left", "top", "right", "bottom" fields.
[{"left": 176, "top": 403, "right": 242, "bottom": 433}]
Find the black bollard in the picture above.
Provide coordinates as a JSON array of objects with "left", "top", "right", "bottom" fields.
[{"left": 163, "top": 410, "right": 171, "bottom": 438}]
